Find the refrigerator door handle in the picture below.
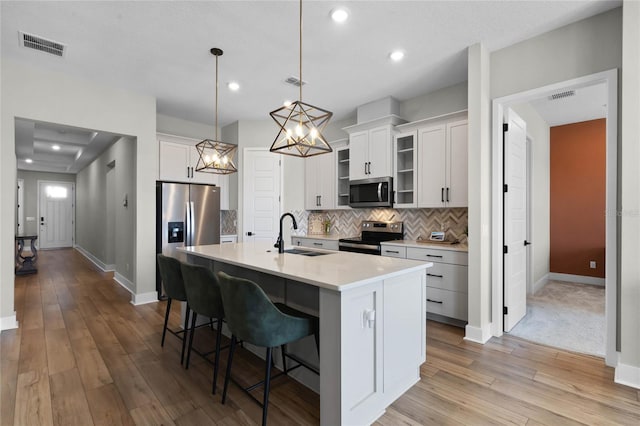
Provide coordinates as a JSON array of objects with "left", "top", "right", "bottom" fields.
[
  {"left": 189, "top": 201, "right": 195, "bottom": 246},
  {"left": 185, "top": 201, "right": 191, "bottom": 246}
]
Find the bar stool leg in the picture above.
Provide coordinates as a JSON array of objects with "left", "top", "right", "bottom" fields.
[
  {"left": 280, "top": 344, "right": 287, "bottom": 374},
  {"left": 180, "top": 305, "right": 190, "bottom": 365},
  {"left": 222, "top": 335, "right": 237, "bottom": 404},
  {"left": 161, "top": 298, "right": 172, "bottom": 347},
  {"left": 262, "top": 347, "right": 273, "bottom": 426},
  {"left": 185, "top": 312, "right": 198, "bottom": 369},
  {"left": 212, "top": 316, "right": 223, "bottom": 395}
]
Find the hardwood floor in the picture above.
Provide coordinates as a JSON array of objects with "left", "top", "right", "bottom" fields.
[{"left": 2, "top": 249, "right": 639, "bottom": 425}]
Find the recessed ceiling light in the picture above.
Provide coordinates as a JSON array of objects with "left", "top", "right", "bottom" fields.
[
  {"left": 227, "top": 82, "right": 240, "bottom": 91},
  {"left": 331, "top": 8, "right": 349, "bottom": 23},
  {"left": 25, "top": 158, "right": 33, "bottom": 164},
  {"left": 52, "top": 144, "right": 61, "bottom": 151},
  {"left": 283, "top": 100, "right": 292, "bottom": 107},
  {"left": 390, "top": 50, "right": 405, "bottom": 62}
]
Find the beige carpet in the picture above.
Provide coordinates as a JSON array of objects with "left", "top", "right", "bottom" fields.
[{"left": 508, "top": 280, "right": 605, "bottom": 356}]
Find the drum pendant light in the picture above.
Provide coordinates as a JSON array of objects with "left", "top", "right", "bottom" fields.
[
  {"left": 195, "top": 48, "right": 238, "bottom": 174},
  {"left": 269, "top": 0, "right": 333, "bottom": 157}
]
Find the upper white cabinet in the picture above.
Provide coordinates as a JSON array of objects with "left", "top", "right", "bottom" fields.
[
  {"left": 417, "top": 119, "right": 468, "bottom": 208},
  {"left": 304, "top": 149, "right": 336, "bottom": 210},
  {"left": 348, "top": 125, "right": 393, "bottom": 180},
  {"left": 158, "top": 134, "right": 230, "bottom": 210},
  {"left": 393, "top": 131, "right": 417, "bottom": 208}
]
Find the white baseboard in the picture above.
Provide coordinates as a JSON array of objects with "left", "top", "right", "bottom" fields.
[
  {"left": 0, "top": 313, "right": 18, "bottom": 331},
  {"left": 74, "top": 246, "right": 115, "bottom": 272},
  {"left": 131, "top": 291, "right": 158, "bottom": 306},
  {"left": 464, "top": 323, "right": 492, "bottom": 344},
  {"left": 533, "top": 273, "right": 549, "bottom": 294},
  {"left": 615, "top": 362, "right": 640, "bottom": 390},
  {"left": 114, "top": 272, "right": 135, "bottom": 293},
  {"left": 548, "top": 272, "right": 605, "bottom": 286}
]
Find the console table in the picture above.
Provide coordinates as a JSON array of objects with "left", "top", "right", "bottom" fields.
[{"left": 15, "top": 234, "right": 38, "bottom": 275}]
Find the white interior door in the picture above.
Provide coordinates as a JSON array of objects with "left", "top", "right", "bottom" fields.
[
  {"left": 504, "top": 109, "right": 528, "bottom": 332},
  {"left": 38, "top": 181, "right": 74, "bottom": 249},
  {"left": 243, "top": 149, "right": 281, "bottom": 242}
]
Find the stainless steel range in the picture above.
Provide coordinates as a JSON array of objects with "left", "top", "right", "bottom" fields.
[{"left": 338, "top": 221, "right": 404, "bottom": 255}]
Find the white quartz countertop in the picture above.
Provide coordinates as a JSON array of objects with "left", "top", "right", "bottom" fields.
[
  {"left": 177, "top": 241, "right": 431, "bottom": 292},
  {"left": 381, "top": 239, "right": 469, "bottom": 252}
]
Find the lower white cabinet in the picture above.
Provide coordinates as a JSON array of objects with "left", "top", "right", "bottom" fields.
[
  {"left": 291, "top": 236, "right": 339, "bottom": 251},
  {"left": 381, "top": 243, "right": 468, "bottom": 323}
]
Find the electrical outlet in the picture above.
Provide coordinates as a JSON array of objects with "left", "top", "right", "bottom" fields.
[{"left": 590, "top": 261, "right": 596, "bottom": 269}]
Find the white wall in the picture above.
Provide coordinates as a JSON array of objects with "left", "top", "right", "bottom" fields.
[
  {"left": 400, "top": 82, "right": 468, "bottom": 122},
  {"left": 618, "top": 0, "right": 640, "bottom": 386},
  {"left": 511, "top": 103, "right": 550, "bottom": 291},
  {"left": 157, "top": 113, "right": 217, "bottom": 141},
  {"left": 16, "top": 171, "right": 76, "bottom": 236},
  {"left": 1, "top": 59, "right": 157, "bottom": 324},
  {"left": 76, "top": 137, "right": 136, "bottom": 284}
]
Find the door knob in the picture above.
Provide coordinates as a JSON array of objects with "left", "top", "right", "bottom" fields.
[
  {"left": 524, "top": 240, "right": 532, "bottom": 246},
  {"left": 247, "top": 231, "right": 254, "bottom": 236}
]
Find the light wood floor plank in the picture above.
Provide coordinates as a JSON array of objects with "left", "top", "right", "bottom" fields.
[
  {"left": 17, "top": 327, "right": 47, "bottom": 374},
  {"left": 49, "top": 368, "right": 95, "bottom": 426},
  {"left": 45, "top": 328, "right": 76, "bottom": 375},
  {"left": 14, "top": 368, "right": 54, "bottom": 426},
  {"left": 85, "top": 383, "right": 136, "bottom": 426}
]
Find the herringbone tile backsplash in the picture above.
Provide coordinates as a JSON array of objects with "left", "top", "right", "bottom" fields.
[{"left": 293, "top": 207, "right": 468, "bottom": 242}]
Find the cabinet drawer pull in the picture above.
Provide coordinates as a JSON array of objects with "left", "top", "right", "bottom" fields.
[
  {"left": 427, "top": 298, "right": 443, "bottom": 304},
  {"left": 427, "top": 273, "right": 443, "bottom": 278},
  {"left": 385, "top": 250, "right": 399, "bottom": 254},
  {"left": 313, "top": 242, "right": 323, "bottom": 246},
  {"left": 426, "top": 254, "right": 443, "bottom": 258},
  {"left": 441, "top": 187, "right": 444, "bottom": 202}
]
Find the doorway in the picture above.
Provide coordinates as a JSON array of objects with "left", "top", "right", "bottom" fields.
[
  {"left": 492, "top": 69, "right": 617, "bottom": 366},
  {"left": 242, "top": 148, "right": 282, "bottom": 243},
  {"left": 37, "top": 180, "right": 75, "bottom": 249}
]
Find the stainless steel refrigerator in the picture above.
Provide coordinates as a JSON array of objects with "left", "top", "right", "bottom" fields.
[{"left": 156, "top": 181, "right": 220, "bottom": 296}]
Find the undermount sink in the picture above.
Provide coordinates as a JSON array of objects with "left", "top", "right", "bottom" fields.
[{"left": 284, "top": 248, "right": 331, "bottom": 257}]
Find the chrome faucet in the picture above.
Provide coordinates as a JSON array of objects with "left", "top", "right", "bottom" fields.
[{"left": 275, "top": 212, "right": 298, "bottom": 253}]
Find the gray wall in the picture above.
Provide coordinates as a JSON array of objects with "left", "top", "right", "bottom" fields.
[
  {"left": 76, "top": 137, "right": 137, "bottom": 284},
  {"left": 157, "top": 113, "right": 217, "bottom": 140},
  {"left": 16, "top": 171, "right": 76, "bottom": 236},
  {"left": 400, "top": 82, "right": 468, "bottom": 122}
]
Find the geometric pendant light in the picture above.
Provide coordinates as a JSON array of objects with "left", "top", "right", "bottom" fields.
[
  {"left": 195, "top": 48, "right": 238, "bottom": 174},
  {"left": 269, "top": 0, "right": 333, "bottom": 157}
]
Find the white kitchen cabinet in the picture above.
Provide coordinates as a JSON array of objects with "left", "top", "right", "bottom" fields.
[
  {"left": 393, "top": 131, "right": 417, "bottom": 208},
  {"left": 417, "top": 120, "right": 468, "bottom": 208},
  {"left": 291, "top": 236, "right": 339, "bottom": 251},
  {"left": 158, "top": 134, "right": 230, "bottom": 209},
  {"left": 220, "top": 235, "right": 237, "bottom": 243},
  {"left": 304, "top": 148, "right": 336, "bottom": 210},
  {"left": 381, "top": 242, "right": 468, "bottom": 324},
  {"left": 349, "top": 125, "right": 393, "bottom": 180}
]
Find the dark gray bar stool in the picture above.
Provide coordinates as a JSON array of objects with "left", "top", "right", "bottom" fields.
[{"left": 156, "top": 254, "right": 190, "bottom": 365}]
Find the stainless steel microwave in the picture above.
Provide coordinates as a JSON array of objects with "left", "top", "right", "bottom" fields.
[{"left": 349, "top": 177, "right": 393, "bottom": 208}]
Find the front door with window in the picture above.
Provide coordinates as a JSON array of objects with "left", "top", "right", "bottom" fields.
[{"left": 38, "top": 181, "right": 74, "bottom": 249}]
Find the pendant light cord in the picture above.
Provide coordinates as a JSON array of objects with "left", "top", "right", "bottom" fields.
[
  {"left": 215, "top": 52, "right": 219, "bottom": 141},
  {"left": 299, "top": 0, "right": 303, "bottom": 103}
]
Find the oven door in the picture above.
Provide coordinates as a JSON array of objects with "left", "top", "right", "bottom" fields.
[{"left": 338, "top": 241, "right": 381, "bottom": 256}]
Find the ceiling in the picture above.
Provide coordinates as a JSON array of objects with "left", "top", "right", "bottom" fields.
[
  {"left": 2, "top": 1, "right": 621, "bottom": 173},
  {"left": 530, "top": 83, "right": 607, "bottom": 127}
]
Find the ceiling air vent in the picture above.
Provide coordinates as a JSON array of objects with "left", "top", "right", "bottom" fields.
[
  {"left": 19, "top": 31, "right": 66, "bottom": 57},
  {"left": 548, "top": 90, "right": 575, "bottom": 101},
  {"left": 284, "top": 76, "right": 307, "bottom": 87}
]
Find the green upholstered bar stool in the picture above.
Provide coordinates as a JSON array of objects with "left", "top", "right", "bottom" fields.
[
  {"left": 180, "top": 263, "right": 226, "bottom": 395},
  {"left": 217, "top": 271, "right": 319, "bottom": 426},
  {"left": 156, "top": 254, "right": 190, "bottom": 365}
]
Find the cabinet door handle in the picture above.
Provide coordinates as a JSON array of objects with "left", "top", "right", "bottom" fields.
[
  {"left": 187, "top": 166, "right": 190, "bottom": 178},
  {"left": 446, "top": 187, "right": 450, "bottom": 202},
  {"left": 427, "top": 273, "right": 443, "bottom": 278},
  {"left": 385, "top": 250, "right": 399, "bottom": 254},
  {"left": 441, "top": 187, "right": 444, "bottom": 202},
  {"left": 319, "top": 195, "right": 322, "bottom": 206},
  {"left": 368, "top": 162, "right": 371, "bottom": 174},
  {"left": 313, "top": 242, "right": 323, "bottom": 246},
  {"left": 364, "top": 162, "right": 368, "bottom": 175},
  {"left": 426, "top": 254, "right": 443, "bottom": 258},
  {"left": 427, "top": 299, "right": 443, "bottom": 304}
]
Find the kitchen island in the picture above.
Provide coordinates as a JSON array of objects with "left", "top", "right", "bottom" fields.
[{"left": 178, "top": 242, "right": 431, "bottom": 426}]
